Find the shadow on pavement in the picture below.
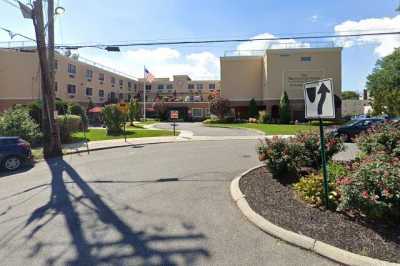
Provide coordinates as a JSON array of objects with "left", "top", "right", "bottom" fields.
[
  {"left": 0, "top": 165, "right": 34, "bottom": 178},
  {"left": 23, "top": 158, "right": 210, "bottom": 265}
]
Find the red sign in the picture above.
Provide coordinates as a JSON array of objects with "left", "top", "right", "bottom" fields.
[{"left": 170, "top": 110, "right": 179, "bottom": 119}]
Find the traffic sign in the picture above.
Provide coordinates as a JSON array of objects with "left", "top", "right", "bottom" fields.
[
  {"left": 170, "top": 110, "right": 179, "bottom": 120},
  {"left": 304, "top": 79, "right": 335, "bottom": 119},
  {"left": 117, "top": 103, "right": 128, "bottom": 114}
]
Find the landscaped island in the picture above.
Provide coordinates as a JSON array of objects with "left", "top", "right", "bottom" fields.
[{"left": 241, "top": 122, "right": 400, "bottom": 263}]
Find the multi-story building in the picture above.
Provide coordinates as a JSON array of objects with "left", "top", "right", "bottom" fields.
[
  {"left": 0, "top": 46, "right": 342, "bottom": 121},
  {"left": 0, "top": 48, "right": 138, "bottom": 110},
  {"left": 221, "top": 47, "right": 342, "bottom": 121}
]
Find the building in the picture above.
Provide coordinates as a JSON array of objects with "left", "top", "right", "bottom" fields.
[
  {"left": 220, "top": 47, "right": 342, "bottom": 121},
  {"left": 0, "top": 48, "right": 220, "bottom": 120},
  {"left": 0, "top": 46, "right": 341, "bottom": 121},
  {"left": 0, "top": 48, "right": 138, "bottom": 110}
]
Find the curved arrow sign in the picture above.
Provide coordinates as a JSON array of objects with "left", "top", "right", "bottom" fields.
[{"left": 304, "top": 79, "right": 335, "bottom": 119}]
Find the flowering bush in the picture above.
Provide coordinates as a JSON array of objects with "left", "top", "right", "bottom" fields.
[
  {"left": 293, "top": 162, "right": 347, "bottom": 207},
  {"left": 337, "top": 154, "right": 400, "bottom": 221},
  {"left": 260, "top": 137, "right": 306, "bottom": 176},
  {"left": 295, "top": 133, "right": 344, "bottom": 168},
  {"left": 355, "top": 122, "right": 400, "bottom": 157},
  {"left": 258, "top": 133, "right": 343, "bottom": 177}
]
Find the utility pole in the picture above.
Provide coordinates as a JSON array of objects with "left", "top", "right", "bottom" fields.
[{"left": 32, "top": 0, "right": 62, "bottom": 158}]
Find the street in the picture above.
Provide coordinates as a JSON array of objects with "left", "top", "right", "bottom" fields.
[{"left": 0, "top": 140, "right": 336, "bottom": 265}]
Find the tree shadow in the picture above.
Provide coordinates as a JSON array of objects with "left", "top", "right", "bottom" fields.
[{"left": 24, "top": 158, "right": 210, "bottom": 265}]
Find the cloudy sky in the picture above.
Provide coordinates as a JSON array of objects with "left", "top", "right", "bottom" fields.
[{"left": 1, "top": 0, "right": 400, "bottom": 92}]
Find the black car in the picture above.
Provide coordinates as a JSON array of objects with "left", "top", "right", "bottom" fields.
[
  {"left": 0, "top": 137, "right": 33, "bottom": 171},
  {"left": 331, "top": 118, "right": 384, "bottom": 141}
]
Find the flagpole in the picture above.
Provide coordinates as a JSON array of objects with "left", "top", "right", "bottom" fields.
[{"left": 143, "top": 66, "right": 146, "bottom": 121}]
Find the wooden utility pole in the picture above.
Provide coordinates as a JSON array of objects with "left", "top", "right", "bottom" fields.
[{"left": 32, "top": 0, "right": 62, "bottom": 158}]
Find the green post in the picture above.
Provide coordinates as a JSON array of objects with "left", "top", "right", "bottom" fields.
[{"left": 319, "top": 118, "right": 329, "bottom": 209}]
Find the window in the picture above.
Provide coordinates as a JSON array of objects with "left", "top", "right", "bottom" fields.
[
  {"left": 157, "top": 84, "right": 164, "bottom": 90},
  {"left": 99, "top": 73, "right": 105, "bottom": 81},
  {"left": 119, "top": 80, "right": 123, "bottom": 86},
  {"left": 128, "top": 81, "right": 132, "bottom": 88},
  {"left": 196, "top": 84, "right": 203, "bottom": 90},
  {"left": 54, "top": 60, "right": 58, "bottom": 70},
  {"left": 54, "top": 82, "right": 58, "bottom": 92},
  {"left": 146, "top": 85, "right": 151, "bottom": 91},
  {"left": 188, "top": 84, "right": 194, "bottom": 90},
  {"left": 301, "top": 56, "right": 312, "bottom": 62},
  {"left": 167, "top": 84, "right": 173, "bottom": 90},
  {"left": 192, "top": 108, "right": 203, "bottom": 117},
  {"left": 86, "top": 87, "right": 93, "bottom": 96},
  {"left": 67, "top": 64, "right": 76, "bottom": 74},
  {"left": 208, "top": 83, "right": 215, "bottom": 90},
  {"left": 86, "top": 69, "right": 93, "bottom": 80},
  {"left": 134, "top": 83, "right": 137, "bottom": 90},
  {"left": 119, "top": 93, "right": 124, "bottom": 99},
  {"left": 99, "top": 89, "right": 104, "bottom": 97},
  {"left": 67, "top": 84, "right": 76, "bottom": 94},
  {"left": 111, "top": 77, "right": 116, "bottom": 84}
]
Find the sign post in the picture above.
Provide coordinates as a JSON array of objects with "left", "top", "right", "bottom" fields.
[
  {"left": 304, "top": 78, "right": 335, "bottom": 209},
  {"left": 170, "top": 110, "right": 179, "bottom": 136}
]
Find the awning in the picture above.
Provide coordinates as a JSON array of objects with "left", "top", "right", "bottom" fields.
[{"left": 88, "top": 106, "right": 103, "bottom": 113}]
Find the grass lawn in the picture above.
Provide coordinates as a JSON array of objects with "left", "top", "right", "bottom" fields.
[
  {"left": 206, "top": 123, "right": 318, "bottom": 135},
  {"left": 71, "top": 128, "right": 175, "bottom": 142}
]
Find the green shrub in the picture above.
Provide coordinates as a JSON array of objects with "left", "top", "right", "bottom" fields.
[
  {"left": 102, "top": 104, "right": 125, "bottom": 135},
  {"left": 295, "top": 133, "right": 344, "bottom": 168},
  {"left": 28, "top": 101, "right": 42, "bottom": 126},
  {"left": 56, "top": 115, "right": 81, "bottom": 143},
  {"left": 258, "top": 110, "right": 270, "bottom": 124},
  {"left": 337, "top": 154, "right": 400, "bottom": 221},
  {"left": 0, "top": 107, "right": 42, "bottom": 144},
  {"left": 294, "top": 173, "right": 339, "bottom": 207},
  {"left": 279, "top": 91, "right": 291, "bottom": 124},
  {"left": 260, "top": 137, "right": 307, "bottom": 176},
  {"left": 259, "top": 133, "right": 344, "bottom": 177},
  {"left": 248, "top": 98, "right": 258, "bottom": 118},
  {"left": 69, "top": 103, "right": 88, "bottom": 129},
  {"left": 355, "top": 122, "right": 400, "bottom": 157}
]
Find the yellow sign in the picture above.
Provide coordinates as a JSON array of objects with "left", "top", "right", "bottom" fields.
[{"left": 117, "top": 103, "right": 128, "bottom": 113}]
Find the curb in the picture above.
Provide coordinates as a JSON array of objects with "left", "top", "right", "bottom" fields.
[{"left": 230, "top": 165, "right": 400, "bottom": 266}]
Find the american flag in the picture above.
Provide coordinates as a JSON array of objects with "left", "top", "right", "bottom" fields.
[{"left": 144, "top": 67, "right": 155, "bottom": 83}]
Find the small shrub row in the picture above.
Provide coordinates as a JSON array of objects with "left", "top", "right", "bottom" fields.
[{"left": 256, "top": 133, "right": 344, "bottom": 177}]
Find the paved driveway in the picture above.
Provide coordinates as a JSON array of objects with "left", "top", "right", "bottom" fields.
[
  {"left": 0, "top": 141, "right": 336, "bottom": 265},
  {"left": 154, "top": 122, "right": 263, "bottom": 137}
]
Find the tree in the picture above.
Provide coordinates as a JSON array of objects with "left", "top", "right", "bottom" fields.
[
  {"left": 367, "top": 48, "right": 400, "bottom": 116},
  {"left": 152, "top": 100, "right": 168, "bottom": 121},
  {"left": 69, "top": 103, "right": 88, "bottom": 129},
  {"left": 102, "top": 105, "right": 125, "bottom": 135},
  {"left": 279, "top": 91, "right": 291, "bottom": 124},
  {"left": 248, "top": 98, "right": 258, "bottom": 118},
  {"left": 210, "top": 97, "right": 231, "bottom": 121},
  {"left": 342, "top": 91, "right": 360, "bottom": 100},
  {"left": 0, "top": 106, "right": 42, "bottom": 144},
  {"left": 128, "top": 99, "right": 140, "bottom": 125}
]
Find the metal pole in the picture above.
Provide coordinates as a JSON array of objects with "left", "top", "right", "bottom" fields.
[
  {"left": 124, "top": 116, "right": 127, "bottom": 142},
  {"left": 143, "top": 66, "right": 146, "bottom": 121},
  {"left": 319, "top": 118, "right": 330, "bottom": 209}
]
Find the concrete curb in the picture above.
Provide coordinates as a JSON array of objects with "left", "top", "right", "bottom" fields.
[{"left": 230, "top": 165, "right": 400, "bottom": 266}]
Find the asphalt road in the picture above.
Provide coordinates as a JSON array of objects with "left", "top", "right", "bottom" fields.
[
  {"left": 154, "top": 122, "right": 263, "bottom": 136},
  {"left": 0, "top": 141, "right": 337, "bottom": 266}
]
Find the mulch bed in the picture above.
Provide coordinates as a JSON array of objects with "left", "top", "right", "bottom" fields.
[{"left": 239, "top": 166, "right": 400, "bottom": 263}]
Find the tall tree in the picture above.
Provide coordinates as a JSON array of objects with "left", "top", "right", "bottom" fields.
[
  {"left": 279, "top": 91, "right": 291, "bottom": 124},
  {"left": 248, "top": 98, "right": 258, "bottom": 118},
  {"left": 128, "top": 99, "right": 140, "bottom": 125},
  {"left": 342, "top": 91, "right": 360, "bottom": 100},
  {"left": 367, "top": 48, "right": 400, "bottom": 116},
  {"left": 210, "top": 97, "right": 231, "bottom": 121}
]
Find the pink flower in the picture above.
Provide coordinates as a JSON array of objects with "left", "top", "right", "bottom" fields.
[{"left": 361, "top": 191, "right": 369, "bottom": 199}]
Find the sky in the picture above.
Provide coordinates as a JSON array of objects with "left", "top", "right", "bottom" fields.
[{"left": 1, "top": 0, "right": 400, "bottom": 93}]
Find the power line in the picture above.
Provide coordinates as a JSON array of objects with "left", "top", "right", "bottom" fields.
[
  {"left": 56, "top": 31, "right": 400, "bottom": 49},
  {"left": 0, "top": 26, "right": 36, "bottom": 41}
]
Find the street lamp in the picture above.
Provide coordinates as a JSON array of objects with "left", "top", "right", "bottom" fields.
[{"left": 55, "top": 6, "right": 65, "bottom": 15}]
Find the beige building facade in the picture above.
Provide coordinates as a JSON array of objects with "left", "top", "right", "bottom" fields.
[
  {"left": 0, "top": 48, "right": 220, "bottom": 120},
  {"left": 220, "top": 47, "right": 342, "bottom": 121}
]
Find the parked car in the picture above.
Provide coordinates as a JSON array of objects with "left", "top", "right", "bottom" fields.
[
  {"left": 331, "top": 118, "right": 384, "bottom": 141},
  {"left": 0, "top": 137, "right": 33, "bottom": 171}
]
